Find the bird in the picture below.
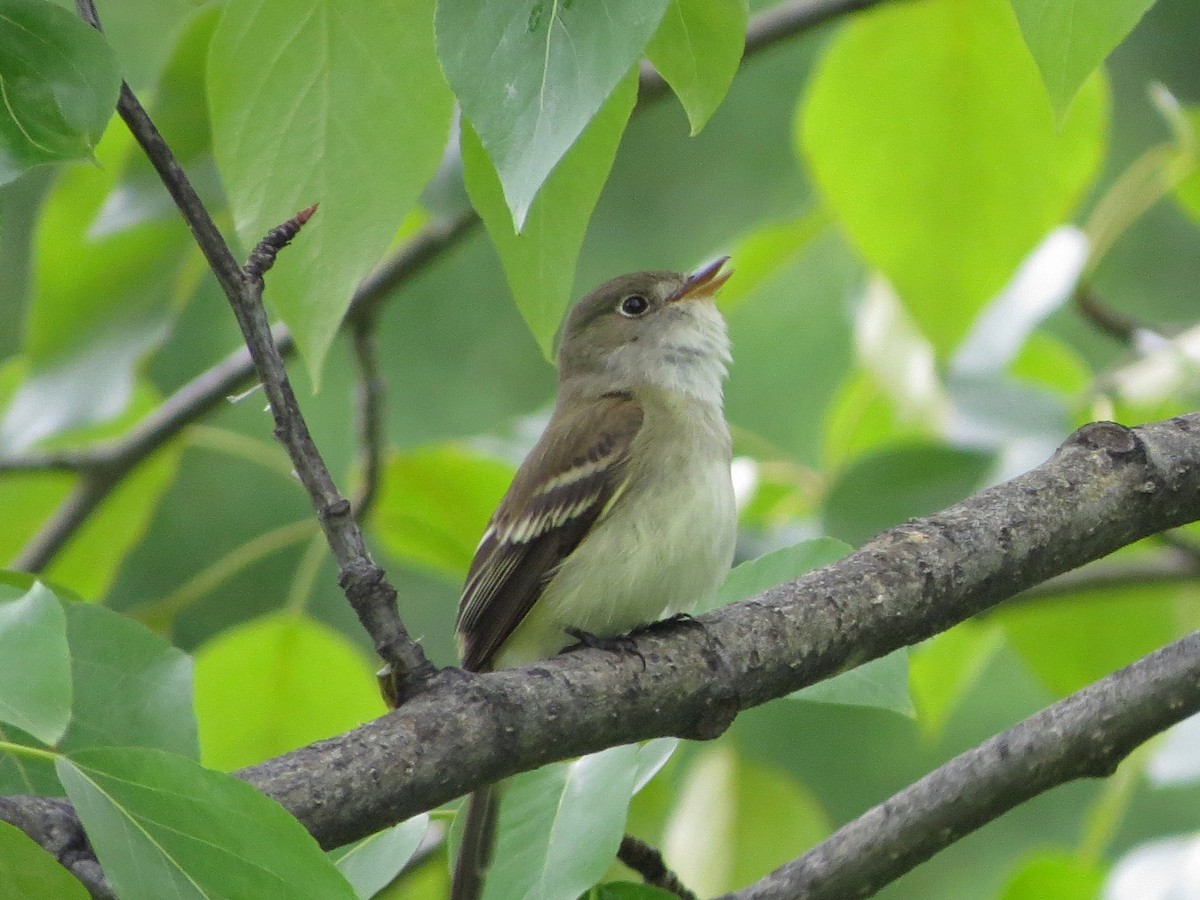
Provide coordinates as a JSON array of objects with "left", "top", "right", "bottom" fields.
[{"left": 451, "top": 258, "right": 738, "bottom": 900}]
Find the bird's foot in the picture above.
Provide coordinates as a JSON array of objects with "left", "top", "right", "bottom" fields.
[{"left": 561, "top": 627, "right": 646, "bottom": 670}]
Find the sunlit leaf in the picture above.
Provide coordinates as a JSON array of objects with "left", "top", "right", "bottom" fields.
[
  {"left": 193, "top": 613, "right": 384, "bottom": 770},
  {"left": 0, "top": 820, "right": 88, "bottom": 899},
  {"left": 0, "top": 582, "right": 69, "bottom": 744},
  {"left": 800, "top": 0, "right": 1107, "bottom": 352}
]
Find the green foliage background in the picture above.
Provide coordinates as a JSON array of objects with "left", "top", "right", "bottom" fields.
[{"left": 2, "top": 0, "right": 1200, "bottom": 897}]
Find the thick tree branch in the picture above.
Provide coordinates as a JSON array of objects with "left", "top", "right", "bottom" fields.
[
  {"left": 5, "top": 415, "right": 1200, "bottom": 889},
  {"left": 724, "top": 628, "right": 1200, "bottom": 899}
]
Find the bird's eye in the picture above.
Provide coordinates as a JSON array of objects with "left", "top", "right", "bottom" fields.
[{"left": 618, "top": 294, "right": 649, "bottom": 317}]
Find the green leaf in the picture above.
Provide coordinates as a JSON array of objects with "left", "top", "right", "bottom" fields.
[
  {"left": 58, "top": 746, "right": 357, "bottom": 900},
  {"left": 0, "top": 583, "right": 70, "bottom": 744},
  {"left": 822, "top": 444, "right": 994, "bottom": 547},
  {"left": 60, "top": 602, "right": 197, "bottom": 758},
  {"left": 588, "top": 885, "right": 678, "bottom": 900},
  {"left": 1172, "top": 107, "right": 1200, "bottom": 226},
  {"left": 332, "top": 815, "right": 429, "bottom": 900},
  {"left": 909, "top": 620, "right": 1005, "bottom": 738},
  {"left": 0, "top": 819, "right": 88, "bottom": 899},
  {"left": 998, "top": 584, "right": 1179, "bottom": 696},
  {"left": 663, "top": 746, "right": 829, "bottom": 896},
  {"left": 193, "top": 613, "right": 384, "bottom": 770},
  {"left": 1010, "top": 0, "right": 1157, "bottom": 118},
  {"left": 482, "top": 745, "right": 641, "bottom": 900},
  {"left": 646, "top": 0, "right": 747, "bottom": 134},
  {"left": 999, "top": 851, "right": 1104, "bottom": 900},
  {"left": 0, "top": 0, "right": 120, "bottom": 185},
  {"left": 371, "top": 445, "right": 514, "bottom": 580},
  {"left": 209, "top": 0, "right": 453, "bottom": 381},
  {"left": 799, "top": 0, "right": 1107, "bottom": 353},
  {"left": 463, "top": 72, "right": 639, "bottom": 359},
  {"left": 437, "top": 0, "right": 669, "bottom": 229}
]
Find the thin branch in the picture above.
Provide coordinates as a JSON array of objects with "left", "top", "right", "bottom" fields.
[
  {"left": 70, "top": 0, "right": 435, "bottom": 698},
  {"left": 619, "top": 836, "right": 698, "bottom": 900},
  {"left": 6, "top": 414, "right": 1200, "bottom": 886},
  {"left": 724, "top": 628, "right": 1200, "bottom": 899},
  {"left": 1074, "top": 284, "right": 1142, "bottom": 344},
  {"left": 350, "top": 313, "right": 386, "bottom": 521}
]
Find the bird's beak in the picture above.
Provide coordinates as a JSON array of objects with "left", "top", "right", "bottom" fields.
[{"left": 669, "top": 256, "right": 732, "bottom": 303}]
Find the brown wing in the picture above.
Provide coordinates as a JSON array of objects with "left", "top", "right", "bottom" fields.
[{"left": 455, "top": 392, "right": 643, "bottom": 672}]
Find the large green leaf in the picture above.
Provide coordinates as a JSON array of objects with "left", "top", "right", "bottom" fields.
[
  {"left": 909, "top": 620, "right": 1005, "bottom": 738},
  {"left": 60, "top": 602, "right": 197, "bottom": 758},
  {"left": 999, "top": 851, "right": 1104, "bottom": 900},
  {"left": 480, "top": 745, "right": 642, "bottom": 900},
  {"left": 0, "top": 820, "right": 88, "bottom": 899},
  {"left": 463, "top": 73, "right": 638, "bottom": 359},
  {"left": 371, "top": 445, "right": 514, "bottom": 581},
  {"left": 58, "top": 746, "right": 357, "bottom": 900},
  {"left": 0, "top": 582, "right": 70, "bottom": 744},
  {"left": 1010, "top": 0, "right": 1157, "bottom": 118},
  {"left": 209, "top": 0, "right": 453, "bottom": 381},
  {"left": 646, "top": 0, "right": 747, "bottom": 135},
  {"left": 799, "top": 0, "right": 1107, "bottom": 353},
  {"left": 437, "top": 0, "right": 669, "bottom": 229},
  {"left": 662, "top": 745, "right": 829, "bottom": 896},
  {"left": 193, "top": 612, "right": 384, "bottom": 770},
  {"left": 0, "top": 0, "right": 120, "bottom": 185}
]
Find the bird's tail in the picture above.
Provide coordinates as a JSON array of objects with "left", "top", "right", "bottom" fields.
[{"left": 450, "top": 785, "right": 499, "bottom": 900}]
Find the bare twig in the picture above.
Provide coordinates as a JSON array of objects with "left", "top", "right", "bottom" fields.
[
  {"left": 722, "top": 628, "right": 1200, "bottom": 900},
  {"left": 350, "top": 315, "right": 386, "bottom": 521},
  {"left": 1074, "top": 285, "right": 1142, "bottom": 344},
  {"left": 69, "top": 0, "right": 435, "bottom": 698}
]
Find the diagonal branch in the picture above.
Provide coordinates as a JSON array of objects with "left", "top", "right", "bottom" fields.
[
  {"left": 4, "top": 414, "right": 1200, "bottom": 891},
  {"left": 724, "top": 627, "right": 1200, "bottom": 899}
]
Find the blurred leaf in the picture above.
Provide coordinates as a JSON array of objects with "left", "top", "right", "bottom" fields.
[
  {"left": 633, "top": 738, "right": 680, "bottom": 793},
  {"left": 479, "top": 745, "right": 641, "bottom": 900},
  {"left": 96, "top": 6, "right": 224, "bottom": 235},
  {"left": 60, "top": 602, "right": 197, "bottom": 758},
  {"left": 371, "top": 445, "right": 514, "bottom": 580},
  {"left": 716, "top": 213, "right": 828, "bottom": 313},
  {"left": 0, "top": 583, "right": 70, "bottom": 744},
  {"left": 1010, "top": 332, "right": 1093, "bottom": 398},
  {"left": 910, "top": 620, "right": 1005, "bottom": 738},
  {"left": 0, "top": 0, "right": 120, "bottom": 185},
  {"left": 58, "top": 746, "right": 357, "bottom": 900},
  {"left": 209, "top": 0, "right": 453, "bottom": 381},
  {"left": 1107, "top": 834, "right": 1200, "bottom": 900},
  {"left": 1147, "top": 713, "right": 1200, "bottom": 788},
  {"left": 193, "top": 613, "right": 384, "bottom": 770},
  {"left": 646, "top": 0, "right": 747, "bottom": 134},
  {"left": 800, "top": 0, "right": 1107, "bottom": 352},
  {"left": 332, "top": 815, "right": 430, "bottom": 900},
  {"left": 438, "top": 0, "right": 668, "bottom": 229},
  {"left": 822, "top": 444, "right": 994, "bottom": 547},
  {"left": 822, "top": 371, "right": 933, "bottom": 474},
  {"left": 0, "top": 819, "right": 88, "bottom": 899},
  {"left": 663, "top": 745, "right": 829, "bottom": 895},
  {"left": 1, "top": 125, "right": 190, "bottom": 452},
  {"left": 463, "top": 73, "right": 638, "bottom": 359},
  {"left": 950, "top": 227, "right": 1089, "bottom": 377},
  {"left": 1010, "top": 0, "right": 1157, "bottom": 118},
  {"left": 1172, "top": 107, "right": 1200, "bottom": 225},
  {"left": 998, "top": 587, "right": 1179, "bottom": 696},
  {"left": 999, "top": 851, "right": 1104, "bottom": 899}
]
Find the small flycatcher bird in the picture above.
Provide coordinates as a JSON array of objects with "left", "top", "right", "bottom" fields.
[{"left": 451, "top": 259, "right": 738, "bottom": 900}]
